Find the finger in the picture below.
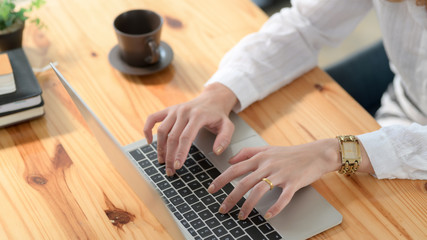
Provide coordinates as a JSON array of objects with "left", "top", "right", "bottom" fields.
[
  {"left": 143, "top": 109, "right": 168, "bottom": 144},
  {"left": 208, "top": 157, "right": 258, "bottom": 194},
  {"left": 229, "top": 146, "right": 268, "bottom": 164},
  {"left": 174, "top": 119, "right": 205, "bottom": 169},
  {"left": 156, "top": 115, "right": 176, "bottom": 168},
  {"left": 164, "top": 116, "right": 189, "bottom": 175},
  {"left": 213, "top": 119, "right": 234, "bottom": 155},
  {"left": 217, "top": 171, "right": 266, "bottom": 215},
  {"left": 237, "top": 176, "right": 272, "bottom": 220},
  {"left": 264, "top": 187, "right": 295, "bottom": 220}
]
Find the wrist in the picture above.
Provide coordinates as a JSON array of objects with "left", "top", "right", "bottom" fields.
[
  {"left": 202, "top": 83, "right": 238, "bottom": 114},
  {"left": 319, "top": 138, "right": 342, "bottom": 174}
]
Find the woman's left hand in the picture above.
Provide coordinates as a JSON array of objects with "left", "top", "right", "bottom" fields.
[{"left": 207, "top": 138, "right": 342, "bottom": 220}]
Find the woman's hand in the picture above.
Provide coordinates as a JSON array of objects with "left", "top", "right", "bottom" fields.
[
  {"left": 207, "top": 139, "right": 343, "bottom": 220},
  {"left": 144, "top": 83, "right": 238, "bottom": 176}
]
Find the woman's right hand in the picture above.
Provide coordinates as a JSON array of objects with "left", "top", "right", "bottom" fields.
[{"left": 144, "top": 83, "right": 238, "bottom": 176}]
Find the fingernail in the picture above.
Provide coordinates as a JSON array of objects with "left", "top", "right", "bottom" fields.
[
  {"left": 264, "top": 212, "right": 272, "bottom": 220},
  {"left": 174, "top": 160, "right": 181, "bottom": 169},
  {"left": 219, "top": 204, "right": 227, "bottom": 214},
  {"left": 215, "top": 145, "right": 224, "bottom": 155},
  {"left": 158, "top": 155, "right": 164, "bottom": 164},
  {"left": 238, "top": 211, "right": 245, "bottom": 220},
  {"left": 208, "top": 184, "right": 215, "bottom": 193},
  {"left": 166, "top": 168, "right": 173, "bottom": 176}
]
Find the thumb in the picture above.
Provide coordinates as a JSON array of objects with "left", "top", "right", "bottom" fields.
[{"left": 212, "top": 119, "right": 234, "bottom": 155}]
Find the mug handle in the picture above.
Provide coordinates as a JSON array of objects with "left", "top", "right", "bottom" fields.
[{"left": 146, "top": 39, "right": 160, "bottom": 64}]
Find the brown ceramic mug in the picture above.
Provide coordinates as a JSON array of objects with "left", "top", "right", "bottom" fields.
[{"left": 114, "top": 9, "right": 163, "bottom": 67}]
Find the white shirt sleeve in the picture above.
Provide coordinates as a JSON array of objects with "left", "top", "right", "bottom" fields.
[
  {"left": 358, "top": 124, "right": 427, "bottom": 180},
  {"left": 206, "top": 0, "right": 372, "bottom": 112}
]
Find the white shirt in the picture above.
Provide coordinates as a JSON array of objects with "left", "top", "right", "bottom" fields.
[{"left": 206, "top": 0, "right": 427, "bottom": 179}]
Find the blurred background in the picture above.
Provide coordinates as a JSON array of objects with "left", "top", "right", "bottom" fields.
[{"left": 252, "top": 0, "right": 382, "bottom": 68}]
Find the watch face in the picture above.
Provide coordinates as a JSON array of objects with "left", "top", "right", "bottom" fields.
[{"left": 343, "top": 142, "right": 359, "bottom": 159}]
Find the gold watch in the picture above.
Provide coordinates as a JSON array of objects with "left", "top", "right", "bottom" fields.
[{"left": 337, "top": 135, "right": 362, "bottom": 175}]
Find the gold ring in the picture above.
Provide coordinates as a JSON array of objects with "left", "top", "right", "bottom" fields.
[{"left": 262, "top": 178, "right": 274, "bottom": 191}]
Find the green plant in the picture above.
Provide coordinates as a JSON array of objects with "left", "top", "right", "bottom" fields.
[{"left": 0, "top": 0, "right": 46, "bottom": 31}]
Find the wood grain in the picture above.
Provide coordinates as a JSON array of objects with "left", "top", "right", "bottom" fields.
[{"left": 0, "top": 0, "right": 425, "bottom": 239}]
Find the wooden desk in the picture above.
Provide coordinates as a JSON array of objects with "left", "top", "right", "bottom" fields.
[{"left": 0, "top": 0, "right": 425, "bottom": 239}]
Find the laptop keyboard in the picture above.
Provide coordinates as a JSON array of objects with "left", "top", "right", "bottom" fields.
[{"left": 128, "top": 142, "right": 282, "bottom": 240}]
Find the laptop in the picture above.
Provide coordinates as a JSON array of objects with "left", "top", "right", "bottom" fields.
[{"left": 51, "top": 64, "right": 342, "bottom": 240}]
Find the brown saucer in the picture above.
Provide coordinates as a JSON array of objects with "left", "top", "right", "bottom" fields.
[{"left": 108, "top": 41, "right": 173, "bottom": 75}]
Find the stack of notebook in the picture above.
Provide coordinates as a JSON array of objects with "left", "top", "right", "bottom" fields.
[{"left": 0, "top": 48, "right": 44, "bottom": 128}]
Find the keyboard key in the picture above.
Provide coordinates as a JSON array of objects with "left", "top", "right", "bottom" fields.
[
  {"left": 246, "top": 226, "right": 267, "bottom": 240},
  {"left": 223, "top": 183, "right": 234, "bottom": 194},
  {"left": 180, "top": 219, "right": 190, "bottom": 228},
  {"left": 259, "top": 223, "right": 274, "bottom": 234},
  {"left": 184, "top": 158, "right": 197, "bottom": 167},
  {"left": 266, "top": 231, "right": 282, "bottom": 239},
  {"left": 173, "top": 211, "right": 183, "bottom": 220},
  {"left": 178, "top": 187, "right": 192, "bottom": 197},
  {"left": 129, "top": 149, "right": 144, "bottom": 161},
  {"left": 177, "top": 202, "right": 191, "bottom": 213},
  {"left": 195, "top": 172, "right": 210, "bottom": 182},
  {"left": 215, "top": 193, "right": 227, "bottom": 204},
  {"left": 248, "top": 208, "right": 259, "bottom": 217},
  {"left": 189, "top": 145, "right": 199, "bottom": 154},
  {"left": 170, "top": 195, "right": 184, "bottom": 206},
  {"left": 165, "top": 174, "right": 179, "bottom": 181},
  {"left": 158, "top": 166, "right": 166, "bottom": 175},
  {"left": 237, "top": 236, "right": 251, "bottom": 240},
  {"left": 138, "top": 159, "right": 151, "bottom": 169},
  {"left": 205, "top": 236, "right": 219, "bottom": 240},
  {"left": 183, "top": 210, "right": 198, "bottom": 221},
  {"left": 163, "top": 188, "right": 178, "bottom": 198},
  {"left": 181, "top": 173, "right": 195, "bottom": 182},
  {"left": 223, "top": 219, "right": 237, "bottom": 229},
  {"left": 171, "top": 179, "right": 186, "bottom": 189},
  {"left": 199, "top": 159, "right": 214, "bottom": 170},
  {"left": 220, "top": 234, "right": 233, "bottom": 240},
  {"left": 236, "top": 198, "right": 246, "bottom": 208},
  {"left": 206, "top": 217, "right": 220, "bottom": 228},
  {"left": 192, "top": 152, "right": 206, "bottom": 161},
  {"left": 150, "top": 173, "right": 163, "bottom": 183},
  {"left": 230, "top": 210, "right": 240, "bottom": 220},
  {"left": 190, "top": 218, "right": 206, "bottom": 230},
  {"left": 156, "top": 181, "right": 170, "bottom": 190},
  {"left": 144, "top": 166, "right": 158, "bottom": 176},
  {"left": 146, "top": 152, "right": 157, "bottom": 161},
  {"left": 188, "top": 227, "right": 198, "bottom": 237},
  {"left": 194, "top": 188, "right": 209, "bottom": 198},
  {"left": 184, "top": 194, "right": 198, "bottom": 205},
  {"left": 176, "top": 166, "right": 189, "bottom": 175},
  {"left": 206, "top": 168, "right": 221, "bottom": 179},
  {"left": 208, "top": 202, "right": 220, "bottom": 213},
  {"left": 237, "top": 218, "right": 253, "bottom": 229},
  {"left": 202, "top": 179, "right": 213, "bottom": 189},
  {"left": 212, "top": 225, "right": 227, "bottom": 237},
  {"left": 140, "top": 145, "right": 154, "bottom": 154},
  {"left": 198, "top": 209, "right": 214, "bottom": 220},
  {"left": 197, "top": 227, "right": 213, "bottom": 238},
  {"left": 188, "top": 180, "right": 203, "bottom": 190},
  {"left": 251, "top": 214, "right": 267, "bottom": 225},
  {"left": 151, "top": 141, "right": 157, "bottom": 149},
  {"left": 189, "top": 165, "right": 203, "bottom": 174},
  {"left": 201, "top": 195, "right": 216, "bottom": 206},
  {"left": 215, "top": 212, "right": 231, "bottom": 221},
  {"left": 191, "top": 202, "right": 205, "bottom": 213},
  {"left": 229, "top": 226, "right": 245, "bottom": 238}
]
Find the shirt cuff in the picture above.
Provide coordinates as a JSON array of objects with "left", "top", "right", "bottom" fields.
[
  {"left": 205, "top": 68, "right": 259, "bottom": 112},
  {"left": 358, "top": 130, "right": 400, "bottom": 179}
]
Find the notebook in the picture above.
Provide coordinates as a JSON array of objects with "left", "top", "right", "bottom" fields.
[{"left": 51, "top": 64, "right": 342, "bottom": 240}]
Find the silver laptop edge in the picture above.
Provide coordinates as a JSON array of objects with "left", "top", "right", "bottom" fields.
[{"left": 51, "top": 63, "right": 342, "bottom": 240}]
